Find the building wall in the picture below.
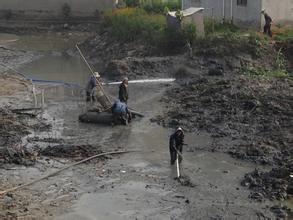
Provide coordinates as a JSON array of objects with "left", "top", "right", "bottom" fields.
[
  {"left": 201, "top": 0, "right": 262, "bottom": 29},
  {"left": 183, "top": 0, "right": 201, "bottom": 9},
  {"left": 0, "top": 0, "right": 115, "bottom": 18},
  {"left": 232, "top": 0, "right": 262, "bottom": 29},
  {"left": 262, "top": 0, "right": 293, "bottom": 26}
]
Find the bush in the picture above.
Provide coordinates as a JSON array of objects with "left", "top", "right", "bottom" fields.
[
  {"left": 182, "top": 23, "right": 197, "bottom": 45},
  {"left": 141, "top": 0, "right": 181, "bottom": 13},
  {"left": 204, "top": 18, "right": 238, "bottom": 35},
  {"left": 125, "top": 0, "right": 140, "bottom": 7},
  {"left": 103, "top": 8, "right": 198, "bottom": 52},
  {"left": 62, "top": 3, "right": 71, "bottom": 18},
  {"left": 103, "top": 8, "right": 166, "bottom": 42}
]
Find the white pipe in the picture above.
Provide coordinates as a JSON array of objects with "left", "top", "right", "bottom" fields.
[{"left": 105, "top": 78, "right": 176, "bottom": 85}]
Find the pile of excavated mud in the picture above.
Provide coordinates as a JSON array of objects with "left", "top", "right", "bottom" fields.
[
  {"left": 81, "top": 32, "right": 184, "bottom": 81},
  {"left": 241, "top": 165, "right": 293, "bottom": 202},
  {"left": 154, "top": 73, "right": 293, "bottom": 165},
  {"left": 42, "top": 144, "right": 104, "bottom": 160},
  {"left": 0, "top": 107, "right": 50, "bottom": 165}
]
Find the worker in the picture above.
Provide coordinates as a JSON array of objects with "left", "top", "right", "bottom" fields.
[
  {"left": 119, "top": 77, "right": 129, "bottom": 104},
  {"left": 111, "top": 100, "right": 131, "bottom": 125},
  {"left": 169, "top": 127, "right": 185, "bottom": 165},
  {"left": 261, "top": 10, "right": 273, "bottom": 37},
  {"left": 86, "top": 72, "right": 101, "bottom": 102}
]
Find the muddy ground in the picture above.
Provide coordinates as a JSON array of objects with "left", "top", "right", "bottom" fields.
[{"left": 0, "top": 25, "right": 292, "bottom": 220}]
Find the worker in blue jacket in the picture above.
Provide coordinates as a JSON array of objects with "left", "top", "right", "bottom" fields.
[{"left": 111, "top": 100, "right": 131, "bottom": 125}]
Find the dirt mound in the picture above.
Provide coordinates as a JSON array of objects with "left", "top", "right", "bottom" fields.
[
  {"left": 0, "top": 107, "right": 50, "bottom": 165},
  {"left": 104, "top": 57, "right": 177, "bottom": 80},
  {"left": 242, "top": 164, "right": 293, "bottom": 201},
  {"left": 154, "top": 74, "right": 293, "bottom": 164},
  {"left": 42, "top": 144, "right": 104, "bottom": 160}
]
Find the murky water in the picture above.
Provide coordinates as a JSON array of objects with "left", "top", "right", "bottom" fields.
[
  {"left": 0, "top": 32, "right": 91, "bottom": 51},
  {"left": 21, "top": 53, "right": 89, "bottom": 85}
]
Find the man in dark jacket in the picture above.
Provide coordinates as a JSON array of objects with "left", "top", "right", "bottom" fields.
[
  {"left": 169, "top": 127, "right": 184, "bottom": 165},
  {"left": 119, "top": 77, "right": 129, "bottom": 103},
  {"left": 261, "top": 10, "right": 272, "bottom": 37}
]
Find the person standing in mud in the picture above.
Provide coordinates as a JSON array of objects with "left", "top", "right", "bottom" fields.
[
  {"left": 86, "top": 72, "right": 101, "bottom": 102},
  {"left": 111, "top": 99, "right": 131, "bottom": 125},
  {"left": 261, "top": 10, "right": 273, "bottom": 37},
  {"left": 119, "top": 77, "right": 129, "bottom": 104},
  {"left": 169, "top": 127, "right": 184, "bottom": 165}
]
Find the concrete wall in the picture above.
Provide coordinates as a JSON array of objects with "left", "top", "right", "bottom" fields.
[
  {"left": 232, "top": 0, "right": 262, "bottom": 29},
  {"left": 183, "top": 0, "right": 201, "bottom": 9},
  {"left": 0, "top": 0, "right": 115, "bottom": 18},
  {"left": 201, "top": 0, "right": 262, "bottom": 29},
  {"left": 262, "top": 0, "right": 293, "bottom": 26}
]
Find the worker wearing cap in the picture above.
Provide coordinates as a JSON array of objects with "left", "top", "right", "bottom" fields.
[
  {"left": 169, "top": 127, "right": 185, "bottom": 165},
  {"left": 261, "top": 9, "right": 273, "bottom": 37},
  {"left": 119, "top": 77, "right": 129, "bottom": 104},
  {"left": 86, "top": 72, "right": 101, "bottom": 102}
]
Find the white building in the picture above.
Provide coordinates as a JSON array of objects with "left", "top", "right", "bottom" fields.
[{"left": 186, "top": 0, "right": 293, "bottom": 29}]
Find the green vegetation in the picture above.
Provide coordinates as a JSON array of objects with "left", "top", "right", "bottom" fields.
[
  {"left": 140, "top": 0, "right": 181, "bottom": 13},
  {"left": 242, "top": 48, "right": 289, "bottom": 79},
  {"left": 273, "top": 27, "right": 293, "bottom": 41},
  {"left": 102, "top": 8, "right": 290, "bottom": 78},
  {"left": 103, "top": 8, "right": 196, "bottom": 52},
  {"left": 204, "top": 19, "right": 238, "bottom": 35},
  {"left": 242, "top": 67, "right": 288, "bottom": 78},
  {"left": 103, "top": 8, "right": 165, "bottom": 42}
]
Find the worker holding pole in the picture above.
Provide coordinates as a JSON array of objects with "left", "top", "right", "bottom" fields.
[
  {"left": 86, "top": 72, "right": 101, "bottom": 102},
  {"left": 169, "top": 127, "right": 185, "bottom": 165}
]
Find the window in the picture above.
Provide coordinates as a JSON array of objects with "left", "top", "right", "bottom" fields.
[{"left": 237, "top": 0, "right": 247, "bottom": 6}]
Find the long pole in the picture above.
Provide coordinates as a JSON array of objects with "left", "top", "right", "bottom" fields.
[
  {"left": 176, "top": 155, "right": 180, "bottom": 178},
  {"left": 75, "top": 44, "right": 112, "bottom": 107},
  {"left": 0, "top": 150, "right": 139, "bottom": 196}
]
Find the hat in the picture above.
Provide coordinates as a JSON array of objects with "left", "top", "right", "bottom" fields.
[
  {"left": 176, "top": 127, "right": 183, "bottom": 132},
  {"left": 94, "top": 72, "right": 100, "bottom": 78},
  {"left": 261, "top": 9, "right": 265, "bottom": 13},
  {"left": 123, "top": 77, "right": 128, "bottom": 82}
]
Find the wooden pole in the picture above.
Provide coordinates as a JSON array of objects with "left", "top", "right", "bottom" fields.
[{"left": 75, "top": 44, "right": 112, "bottom": 107}]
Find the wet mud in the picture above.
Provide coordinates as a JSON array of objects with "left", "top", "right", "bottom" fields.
[{"left": 0, "top": 30, "right": 291, "bottom": 219}]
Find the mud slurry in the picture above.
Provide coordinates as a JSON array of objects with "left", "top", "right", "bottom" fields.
[{"left": 0, "top": 29, "right": 290, "bottom": 219}]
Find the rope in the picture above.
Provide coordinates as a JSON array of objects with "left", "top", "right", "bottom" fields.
[{"left": 0, "top": 150, "right": 139, "bottom": 196}]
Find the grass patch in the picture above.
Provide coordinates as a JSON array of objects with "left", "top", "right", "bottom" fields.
[
  {"left": 140, "top": 0, "right": 181, "bottom": 13},
  {"left": 103, "top": 8, "right": 166, "bottom": 42},
  {"left": 103, "top": 8, "right": 197, "bottom": 52},
  {"left": 242, "top": 67, "right": 289, "bottom": 78},
  {"left": 204, "top": 19, "right": 239, "bottom": 35},
  {"left": 273, "top": 26, "right": 293, "bottom": 41}
]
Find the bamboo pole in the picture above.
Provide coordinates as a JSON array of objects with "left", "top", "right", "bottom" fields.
[
  {"left": 0, "top": 150, "right": 139, "bottom": 196},
  {"left": 75, "top": 44, "right": 112, "bottom": 108}
]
